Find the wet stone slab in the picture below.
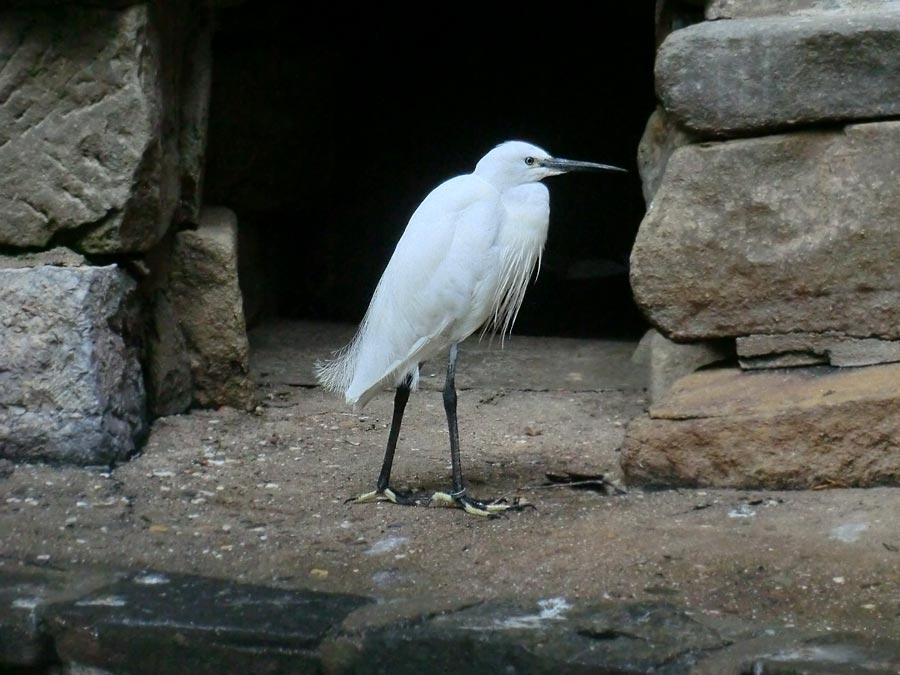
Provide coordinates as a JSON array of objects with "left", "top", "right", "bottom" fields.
[
  {"left": 325, "top": 599, "right": 733, "bottom": 674},
  {"left": 3, "top": 563, "right": 900, "bottom": 673},
  {"left": 750, "top": 633, "right": 900, "bottom": 674},
  {"left": 44, "top": 570, "right": 371, "bottom": 675},
  {"left": 694, "top": 631, "right": 900, "bottom": 674},
  {"left": 0, "top": 564, "right": 118, "bottom": 668}
]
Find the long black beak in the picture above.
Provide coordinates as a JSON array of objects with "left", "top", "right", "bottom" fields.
[{"left": 541, "top": 157, "right": 627, "bottom": 173}]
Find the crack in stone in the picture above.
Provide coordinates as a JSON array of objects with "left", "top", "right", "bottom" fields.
[{"left": 17, "top": 195, "right": 49, "bottom": 224}]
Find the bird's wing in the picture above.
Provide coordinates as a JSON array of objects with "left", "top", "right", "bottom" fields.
[{"left": 344, "top": 175, "right": 502, "bottom": 405}]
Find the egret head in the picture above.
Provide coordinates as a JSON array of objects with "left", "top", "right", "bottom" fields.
[{"left": 474, "top": 140, "right": 625, "bottom": 189}]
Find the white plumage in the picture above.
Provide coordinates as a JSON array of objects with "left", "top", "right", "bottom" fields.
[{"left": 316, "top": 141, "right": 553, "bottom": 407}]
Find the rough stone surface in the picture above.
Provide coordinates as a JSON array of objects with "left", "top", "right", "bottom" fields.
[
  {"left": 329, "top": 599, "right": 729, "bottom": 674},
  {"left": 656, "top": 10, "right": 900, "bottom": 136},
  {"left": 0, "top": 265, "right": 146, "bottom": 465},
  {"left": 5, "top": 559, "right": 900, "bottom": 674},
  {"left": 738, "top": 333, "right": 900, "bottom": 370},
  {"left": 706, "top": 0, "right": 895, "bottom": 20},
  {"left": 637, "top": 107, "right": 695, "bottom": 206},
  {"left": 694, "top": 630, "right": 900, "bottom": 674},
  {"left": 621, "top": 364, "right": 900, "bottom": 489},
  {"left": 46, "top": 571, "right": 370, "bottom": 675},
  {"left": 632, "top": 329, "right": 732, "bottom": 403},
  {"left": 0, "top": 566, "right": 117, "bottom": 668},
  {"left": 739, "top": 351, "right": 827, "bottom": 370},
  {"left": 630, "top": 122, "right": 900, "bottom": 341},
  {"left": 170, "top": 207, "right": 254, "bottom": 410},
  {"left": 145, "top": 291, "right": 192, "bottom": 417},
  {"left": 0, "top": 247, "right": 86, "bottom": 269},
  {"left": 0, "top": 5, "right": 180, "bottom": 254},
  {"left": 174, "top": 4, "right": 213, "bottom": 224},
  {"left": 743, "top": 634, "right": 900, "bottom": 674}
]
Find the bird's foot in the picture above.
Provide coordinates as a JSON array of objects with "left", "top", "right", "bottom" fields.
[
  {"left": 430, "top": 490, "right": 534, "bottom": 517},
  {"left": 346, "top": 486, "right": 425, "bottom": 507}
]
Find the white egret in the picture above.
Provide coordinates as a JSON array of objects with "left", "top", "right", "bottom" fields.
[{"left": 316, "top": 140, "right": 624, "bottom": 516}]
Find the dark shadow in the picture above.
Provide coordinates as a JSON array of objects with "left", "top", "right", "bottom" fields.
[{"left": 206, "top": 2, "right": 657, "bottom": 339}]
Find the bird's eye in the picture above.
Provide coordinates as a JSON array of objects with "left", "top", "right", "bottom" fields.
[{"left": 524, "top": 157, "right": 535, "bottom": 166}]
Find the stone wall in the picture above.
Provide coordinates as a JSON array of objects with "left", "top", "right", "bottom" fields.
[
  {"left": 0, "top": 0, "right": 253, "bottom": 466},
  {"left": 624, "top": 0, "right": 900, "bottom": 488}
]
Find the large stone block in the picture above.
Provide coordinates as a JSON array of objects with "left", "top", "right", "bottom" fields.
[
  {"left": 706, "top": 0, "right": 892, "bottom": 20},
  {"left": 0, "top": 5, "right": 175, "bottom": 253},
  {"left": 170, "top": 207, "right": 254, "bottom": 410},
  {"left": 0, "top": 2, "right": 211, "bottom": 254},
  {"left": 637, "top": 107, "right": 694, "bottom": 207},
  {"left": 621, "top": 364, "right": 900, "bottom": 489},
  {"left": 632, "top": 329, "right": 731, "bottom": 403},
  {"left": 46, "top": 571, "right": 369, "bottom": 674},
  {"left": 174, "top": 3, "right": 213, "bottom": 224},
  {"left": 656, "top": 10, "right": 900, "bottom": 136},
  {"left": 0, "top": 264, "right": 145, "bottom": 465},
  {"left": 630, "top": 121, "right": 900, "bottom": 341},
  {"left": 145, "top": 291, "right": 192, "bottom": 417},
  {"left": 738, "top": 333, "right": 900, "bottom": 370}
]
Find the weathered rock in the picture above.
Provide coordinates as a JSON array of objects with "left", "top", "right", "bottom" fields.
[
  {"left": 0, "top": 565, "right": 118, "bottom": 668},
  {"left": 630, "top": 122, "right": 900, "bottom": 341},
  {"left": 738, "top": 352, "right": 826, "bottom": 370},
  {"left": 694, "top": 630, "right": 900, "bottom": 674},
  {"left": 327, "top": 599, "right": 729, "bottom": 674},
  {"left": 0, "top": 247, "right": 86, "bottom": 269},
  {"left": 621, "top": 364, "right": 900, "bottom": 489},
  {"left": 743, "top": 632, "right": 900, "bottom": 674},
  {"left": 46, "top": 570, "right": 370, "bottom": 675},
  {"left": 0, "top": 5, "right": 181, "bottom": 253},
  {"left": 656, "top": 11, "right": 900, "bottom": 136},
  {"left": 175, "top": 4, "right": 213, "bottom": 224},
  {"left": 145, "top": 292, "right": 192, "bottom": 417},
  {"left": 738, "top": 333, "right": 900, "bottom": 370},
  {"left": 632, "top": 329, "right": 732, "bottom": 403},
  {"left": 706, "top": 0, "right": 893, "bottom": 20},
  {"left": 0, "top": 265, "right": 146, "bottom": 465},
  {"left": 637, "top": 107, "right": 695, "bottom": 206},
  {"left": 170, "top": 207, "right": 254, "bottom": 410}
]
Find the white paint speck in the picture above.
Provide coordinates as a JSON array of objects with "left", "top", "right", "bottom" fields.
[
  {"left": 494, "top": 597, "right": 573, "bottom": 630},
  {"left": 728, "top": 505, "right": 756, "bottom": 518},
  {"left": 76, "top": 596, "right": 127, "bottom": 607},
  {"left": 829, "top": 522, "right": 868, "bottom": 543},
  {"left": 134, "top": 573, "right": 170, "bottom": 586},
  {"left": 12, "top": 598, "right": 40, "bottom": 610},
  {"left": 365, "top": 536, "right": 409, "bottom": 555}
]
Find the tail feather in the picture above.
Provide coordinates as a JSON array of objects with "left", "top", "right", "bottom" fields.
[{"left": 314, "top": 341, "right": 360, "bottom": 402}]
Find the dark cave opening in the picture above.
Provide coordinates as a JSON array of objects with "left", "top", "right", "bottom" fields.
[{"left": 205, "top": 2, "right": 657, "bottom": 340}]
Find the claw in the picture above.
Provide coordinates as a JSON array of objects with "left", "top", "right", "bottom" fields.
[
  {"left": 347, "top": 486, "right": 429, "bottom": 507},
  {"left": 346, "top": 487, "right": 401, "bottom": 505},
  {"left": 430, "top": 491, "right": 533, "bottom": 517}
]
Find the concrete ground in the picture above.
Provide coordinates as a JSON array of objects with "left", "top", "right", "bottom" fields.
[{"left": 2, "top": 320, "right": 899, "bottom": 648}]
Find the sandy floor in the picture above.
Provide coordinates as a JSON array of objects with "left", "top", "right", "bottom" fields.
[{"left": 1, "top": 321, "right": 898, "bottom": 640}]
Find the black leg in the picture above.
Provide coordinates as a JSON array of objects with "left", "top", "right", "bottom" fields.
[
  {"left": 433, "top": 343, "right": 534, "bottom": 517},
  {"left": 376, "top": 376, "right": 412, "bottom": 491},
  {"left": 348, "top": 374, "right": 424, "bottom": 506},
  {"left": 443, "top": 343, "right": 465, "bottom": 496}
]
